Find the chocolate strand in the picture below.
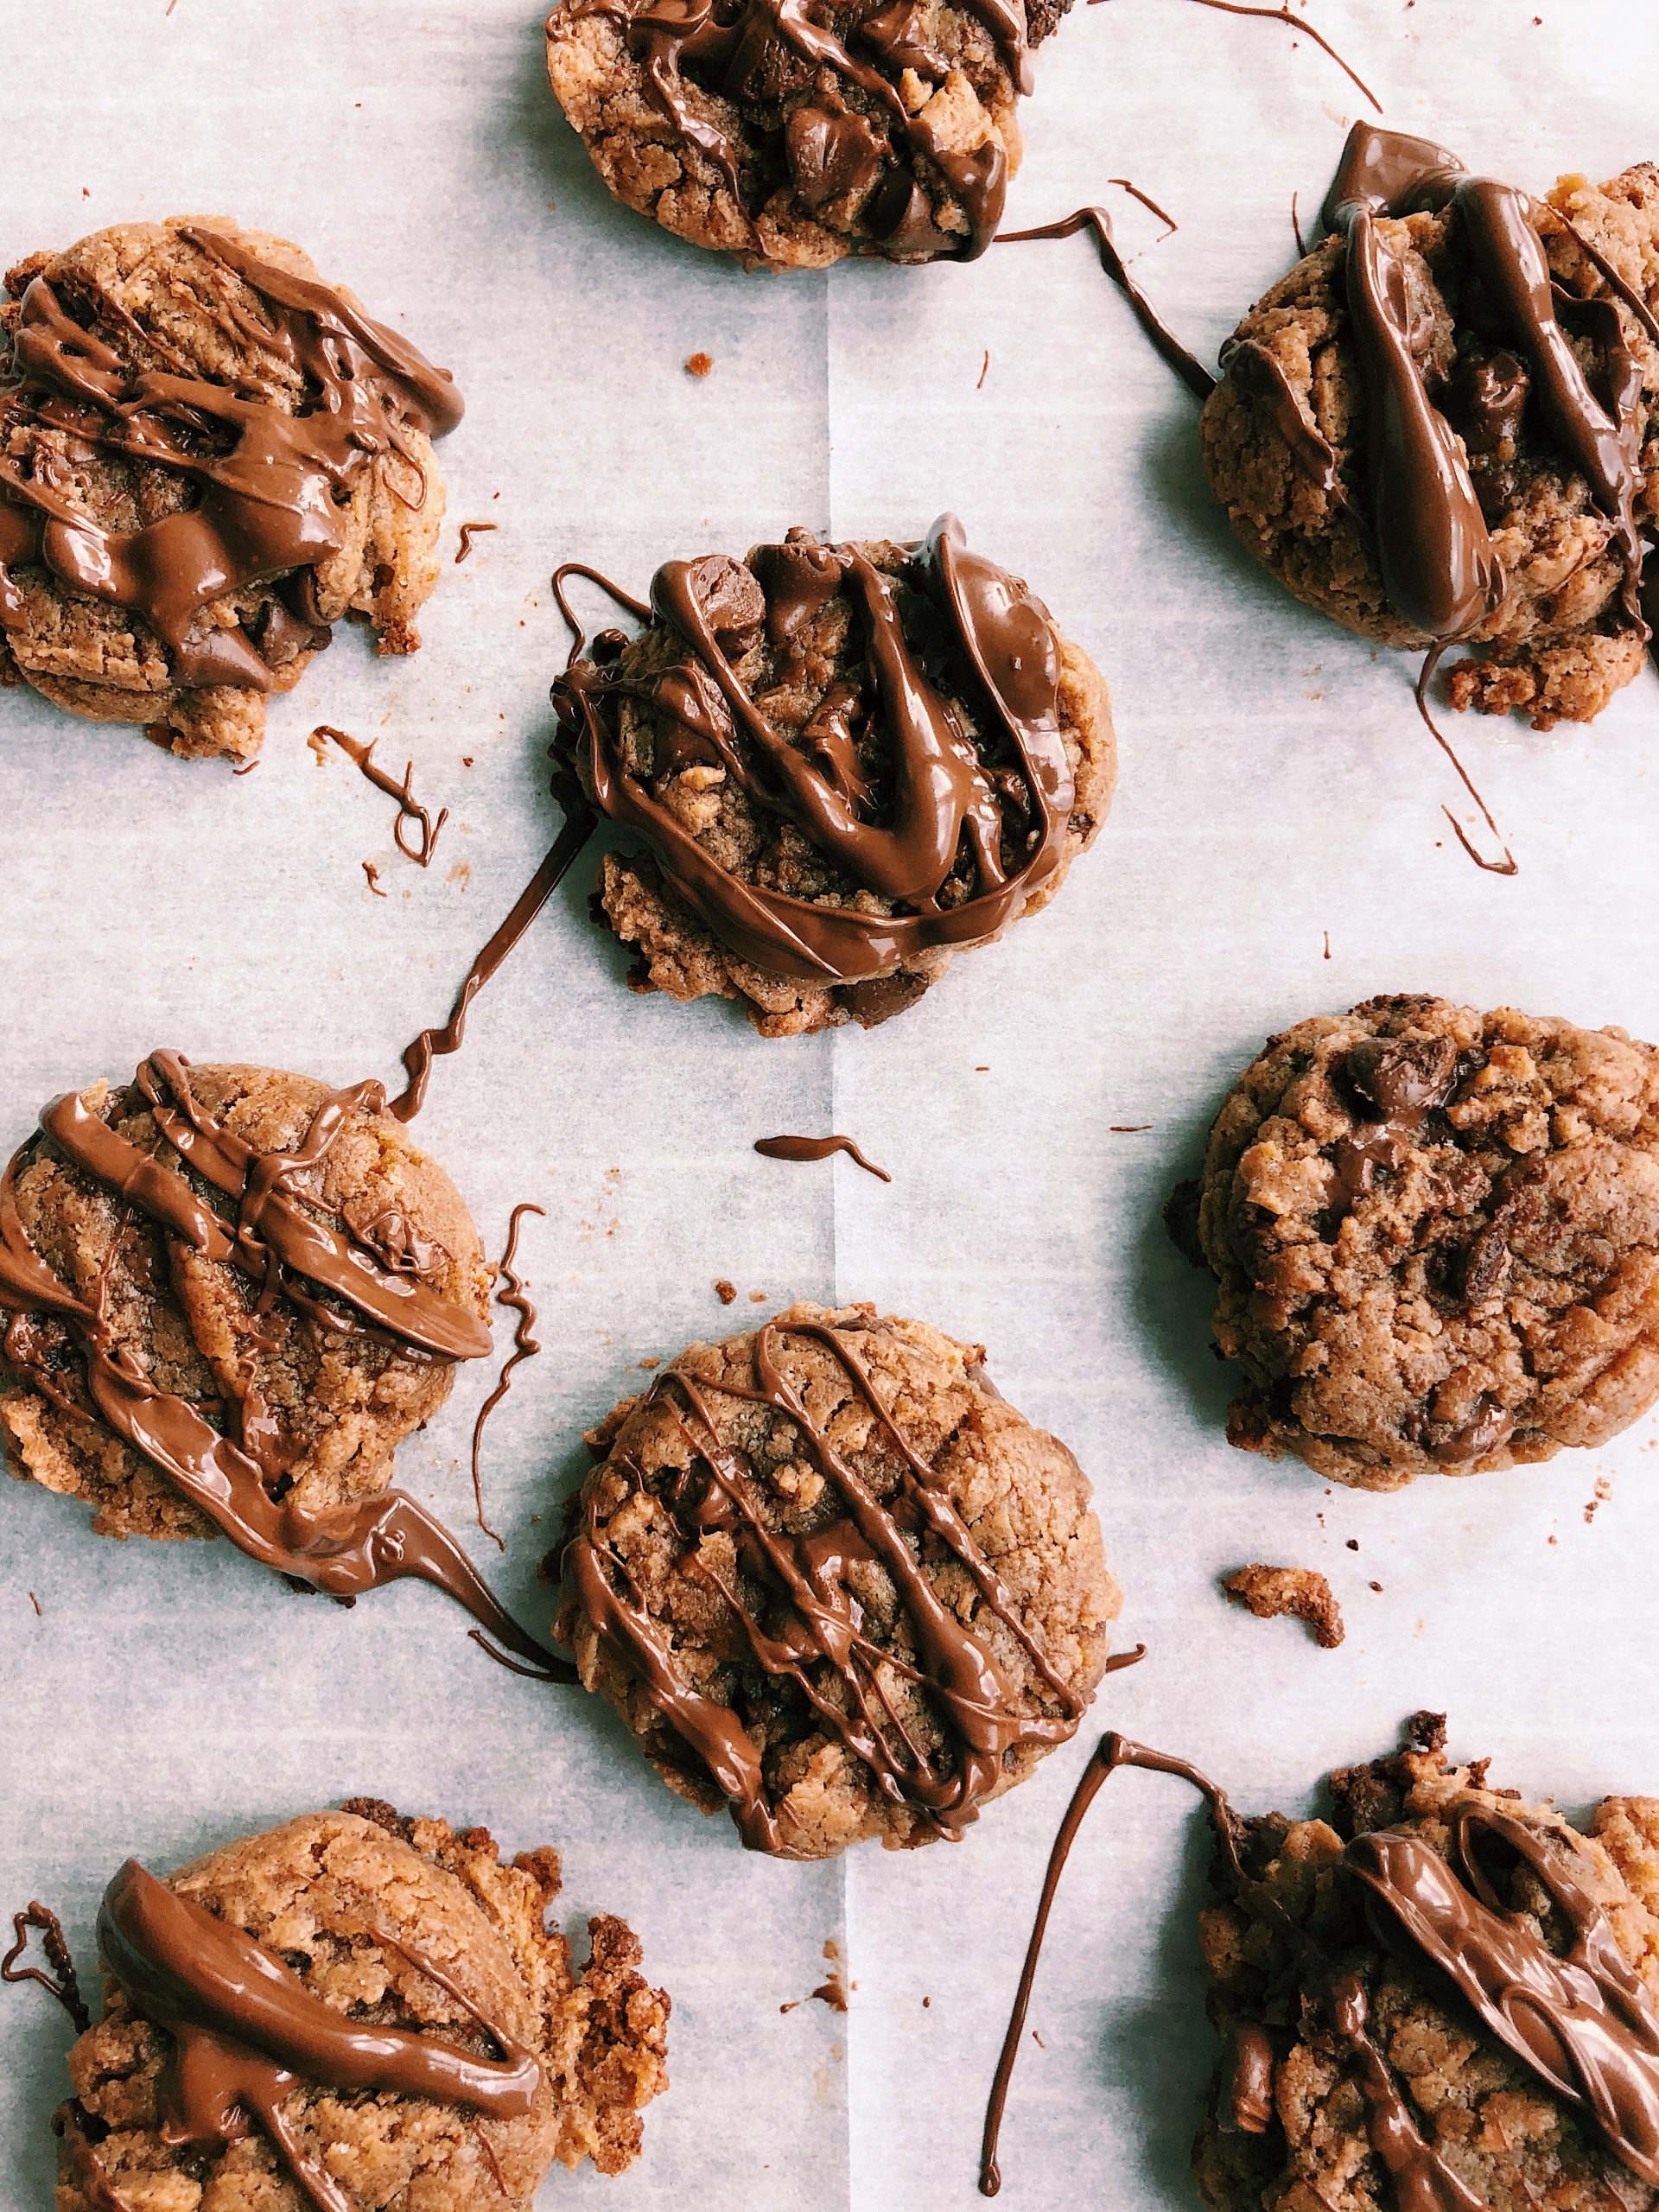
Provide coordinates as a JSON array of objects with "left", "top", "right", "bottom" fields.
[
  {"left": 470, "top": 1201, "right": 546, "bottom": 1549},
  {"left": 984, "top": 1730, "right": 1659, "bottom": 2205},
  {"left": 995, "top": 207, "right": 1217, "bottom": 402},
  {"left": 389, "top": 787, "right": 598, "bottom": 1122},
  {"left": 563, "top": 1319, "right": 1096, "bottom": 1854},
  {"left": 92, "top": 1859, "right": 537, "bottom": 2212},
  {"left": 0, "top": 227, "right": 459, "bottom": 694},
  {"left": 2, "top": 1900, "right": 90, "bottom": 2031},
  {"left": 316, "top": 725, "right": 448, "bottom": 868},
  {"left": 753, "top": 1135, "right": 892, "bottom": 1182},
  {"left": 554, "top": 515, "right": 1074, "bottom": 988},
  {"left": 0, "top": 1059, "right": 562, "bottom": 1672}
]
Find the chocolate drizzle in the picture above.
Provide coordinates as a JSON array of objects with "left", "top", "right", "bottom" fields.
[
  {"left": 0, "top": 226, "right": 461, "bottom": 692},
  {"left": 86, "top": 1858, "right": 538, "bottom": 2212},
  {"left": 0, "top": 1055, "right": 557, "bottom": 1674},
  {"left": 469, "top": 1201, "right": 546, "bottom": 1550},
  {"left": 997, "top": 206, "right": 1217, "bottom": 402},
  {"left": 561, "top": 1318, "right": 1095, "bottom": 1855},
  {"left": 982, "top": 1733, "right": 1659, "bottom": 2205},
  {"left": 2, "top": 1900, "right": 89, "bottom": 2031},
  {"left": 553, "top": 516, "right": 1075, "bottom": 990},
  {"left": 553, "top": 0, "right": 1024, "bottom": 258},
  {"left": 389, "top": 781, "right": 598, "bottom": 1122},
  {"left": 317, "top": 725, "right": 448, "bottom": 868},
  {"left": 753, "top": 1134, "right": 892, "bottom": 1182}
]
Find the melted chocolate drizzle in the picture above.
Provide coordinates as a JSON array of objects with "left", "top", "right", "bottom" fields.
[
  {"left": 753, "top": 1134, "right": 892, "bottom": 1182},
  {"left": 85, "top": 1859, "right": 539, "bottom": 2212},
  {"left": 552, "top": 516, "right": 1075, "bottom": 991},
  {"left": 317, "top": 725, "right": 448, "bottom": 868},
  {"left": 0, "top": 227, "right": 461, "bottom": 692},
  {"left": 470, "top": 1201, "right": 546, "bottom": 1550},
  {"left": 560, "top": 1318, "right": 1100, "bottom": 1855},
  {"left": 2, "top": 1900, "right": 89, "bottom": 2031},
  {"left": 981, "top": 1732, "right": 1659, "bottom": 2204},
  {"left": 390, "top": 779, "right": 598, "bottom": 1122},
  {"left": 552, "top": 0, "right": 1026, "bottom": 259},
  {"left": 0, "top": 1055, "right": 556, "bottom": 1674},
  {"left": 997, "top": 204, "right": 1217, "bottom": 402}
]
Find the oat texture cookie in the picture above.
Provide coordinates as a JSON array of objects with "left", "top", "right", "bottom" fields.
[
  {"left": 56, "top": 1802, "right": 670, "bottom": 2211},
  {"left": 0, "top": 1053, "right": 492, "bottom": 1545},
  {"left": 1172, "top": 995, "right": 1659, "bottom": 1491},
  {"left": 1202, "top": 124, "right": 1659, "bottom": 728},
  {"left": 553, "top": 1300, "right": 1121, "bottom": 1858},
  {"left": 0, "top": 219, "right": 462, "bottom": 761},
  {"left": 553, "top": 514, "right": 1114, "bottom": 1037},
  {"left": 544, "top": 0, "right": 1066, "bottom": 269},
  {"left": 1195, "top": 1714, "right": 1659, "bottom": 2212}
]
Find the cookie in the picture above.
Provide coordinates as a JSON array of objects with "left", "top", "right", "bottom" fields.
[
  {"left": 552, "top": 1300, "right": 1121, "bottom": 1858},
  {"left": 55, "top": 1802, "right": 670, "bottom": 2212},
  {"left": 1194, "top": 1714, "right": 1659, "bottom": 2212},
  {"left": 553, "top": 515, "right": 1114, "bottom": 1037},
  {"left": 1173, "top": 995, "right": 1659, "bottom": 1491},
  {"left": 1202, "top": 124, "right": 1659, "bottom": 728},
  {"left": 0, "top": 219, "right": 461, "bottom": 762},
  {"left": 543, "top": 0, "right": 1069, "bottom": 270}
]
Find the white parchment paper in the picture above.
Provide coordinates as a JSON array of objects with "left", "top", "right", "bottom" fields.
[{"left": 3, "top": 2, "right": 1659, "bottom": 2205}]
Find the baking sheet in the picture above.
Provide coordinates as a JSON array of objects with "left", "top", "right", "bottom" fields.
[{"left": 3, "top": 1, "right": 1659, "bottom": 2204}]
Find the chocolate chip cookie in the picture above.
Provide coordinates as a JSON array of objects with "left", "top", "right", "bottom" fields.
[
  {"left": 1203, "top": 125, "right": 1659, "bottom": 728},
  {"left": 553, "top": 515, "right": 1115, "bottom": 1037},
  {"left": 56, "top": 1802, "right": 670, "bottom": 2212},
  {"left": 0, "top": 219, "right": 461, "bottom": 761},
  {"left": 1172, "top": 995, "right": 1659, "bottom": 1490},
  {"left": 1196, "top": 1714, "right": 1659, "bottom": 2212},
  {"left": 544, "top": 0, "right": 1069, "bottom": 269},
  {"left": 552, "top": 1300, "right": 1121, "bottom": 1858},
  {"left": 0, "top": 1054, "right": 490, "bottom": 1543}
]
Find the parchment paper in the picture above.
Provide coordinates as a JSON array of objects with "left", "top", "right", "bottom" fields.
[{"left": 3, "top": 2, "right": 1659, "bottom": 2205}]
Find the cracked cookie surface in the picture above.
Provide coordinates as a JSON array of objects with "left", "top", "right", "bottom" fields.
[
  {"left": 57, "top": 1804, "right": 670, "bottom": 2211},
  {"left": 1202, "top": 163, "right": 1659, "bottom": 728},
  {"left": 545, "top": 0, "right": 1069, "bottom": 269},
  {"left": 1, "top": 1062, "right": 488, "bottom": 1540},
  {"left": 0, "top": 219, "right": 458, "bottom": 761},
  {"left": 556, "top": 520, "right": 1114, "bottom": 1037},
  {"left": 1177, "top": 995, "right": 1659, "bottom": 1490},
  {"left": 1196, "top": 1717, "right": 1659, "bottom": 2212},
  {"left": 554, "top": 1300, "right": 1120, "bottom": 1857}
]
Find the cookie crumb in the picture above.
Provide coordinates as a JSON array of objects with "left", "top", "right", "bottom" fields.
[
  {"left": 1222, "top": 1564, "right": 1344, "bottom": 1649},
  {"left": 1109, "top": 1123, "right": 1152, "bottom": 1133},
  {"left": 922, "top": 1995, "right": 931, "bottom": 2008},
  {"left": 1585, "top": 1476, "right": 1612, "bottom": 1524},
  {"left": 750, "top": 1290, "right": 767, "bottom": 1303},
  {"left": 684, "top": 352, "right": 714, "bottom": 378},
  {"left": 714, "top": 1279, "right": 737, "bottom": 1305},
  {"left": 638, "top": 1356, "right": 660, "bottom": 1370},
  {"left": 1344, "top": 1537, "right": 1358, "bottom": 1551},
  {"left": 1369, "top": 1580, "right": 1383, "bottom": 1592}
]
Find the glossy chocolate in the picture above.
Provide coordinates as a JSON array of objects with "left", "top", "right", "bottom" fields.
[
  {"left": 0, "top": 1057, "right": 557, "bottom": 1672},
  {"left": 555, "top": 0, "right": 1023, "bottom": 257},
  {"left": 753, "top": 1135, "right": 892, "bottom": 1181},
  {"left": 562, "top": 1318, "right": 1095, "bottom": 1855},
  {"left": 0, "top": 227, "right": 460, "bottom": 690},
  {"left": 554, "top": 515, "right": 1074, "bottom": 989},
  {"left": 92, "top": 1858, "right": 537, "bottom": 2212}
]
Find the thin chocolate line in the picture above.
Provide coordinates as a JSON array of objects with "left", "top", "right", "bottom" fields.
[
  {"left": 470, "top": 1202, "right": 546, "bottom": 1549},
  {"left": 2, "top": 1900, "right": 89, "bottom": 2031},
  {"left": 996, "top": 203, "right": 1216, "bottom": 401},
  {"left": 1180, "top": 0, "right": 1380, "bottom": 111},
  {"left": 317, "top": 725, "right": 448, "bottom": 868},
  {"left": 1415, "top": 651, "right": 1517, "bottom": 877},
  {"left": 388, "top": 787, "right": 598, "bottom": 1122},
  {"left": 455, "top": 522, "right": 499, "bottom": 564},
  {"left": 753, "top": 1135, "right": 893, "bottom": 1183}
]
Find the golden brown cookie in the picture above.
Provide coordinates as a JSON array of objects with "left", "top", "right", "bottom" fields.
[
  {"left": 57, "top": 1803, "right": 670, "bottom": 2211},
  {"left": 553, "top": 1300, "right": 1121, "bottom": 1858},
  {"left": 0, "top": 219, "right": 461, "bottom": 761}
]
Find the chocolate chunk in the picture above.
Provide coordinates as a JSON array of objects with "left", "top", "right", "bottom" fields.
[{"left": 1344, "top": 1034, "right": 1460, "bottom": 1122}]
